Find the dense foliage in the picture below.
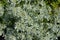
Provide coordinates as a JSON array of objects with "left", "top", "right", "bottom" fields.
[{"left": 0, "top": 0, "right": 60, "bottom": 40}]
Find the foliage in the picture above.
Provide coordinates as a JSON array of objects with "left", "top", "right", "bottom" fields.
[{"left": 0, "top": 0, "right": 60, "bottom": 40}]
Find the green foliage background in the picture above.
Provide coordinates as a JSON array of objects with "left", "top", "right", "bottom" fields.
[{"left": 0, "top": 0, "right": 60, "bottom": 40}]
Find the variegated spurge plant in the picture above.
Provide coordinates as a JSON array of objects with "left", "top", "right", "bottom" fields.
[{"left": 0, "top": 0, "right": 60, "bottom": 40}]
